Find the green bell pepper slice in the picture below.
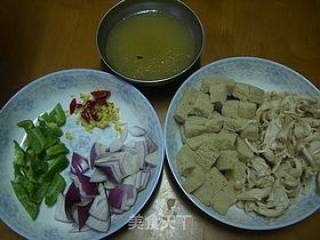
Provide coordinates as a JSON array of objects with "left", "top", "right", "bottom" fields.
[{"left": 45, "top": 174, "right": 66, "bottom": 207}]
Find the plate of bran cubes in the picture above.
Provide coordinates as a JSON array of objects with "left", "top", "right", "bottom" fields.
[{"left": 164, "top": 57, "right": 320, "bottom": 230}]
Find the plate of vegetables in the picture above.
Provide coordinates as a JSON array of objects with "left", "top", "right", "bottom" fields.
[
  {"left": 164, "top": 57, "right": 320, "bottom": 230},
  {"left": 0, "top": 69, "right": 164, "bottom": 239}
]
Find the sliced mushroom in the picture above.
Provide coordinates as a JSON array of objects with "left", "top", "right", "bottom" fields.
[
  {"left": 288, "top": 158, "right": 303, "bottom": 178},
  {"left": 237, "top": 187, "right": 272, "bottom": 201},
  {"left": 251, "top": 157, "right": 271, "bottom": 177},
  {"left": 252, "top": 205, "right": 287, "bottom": 217}
]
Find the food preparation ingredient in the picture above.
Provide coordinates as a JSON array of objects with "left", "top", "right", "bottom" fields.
[
  {"left": 175, "top": 76, "right": 320, "bottom": 217},
  {"left": 12, "top": 103, "right": 69, "bottom": 220},
  {"left": 69, "top": 90, "right": 121, "bottom": 132},
  {"left": 56, "top": 125, "right": 159, "bottom": 232}
]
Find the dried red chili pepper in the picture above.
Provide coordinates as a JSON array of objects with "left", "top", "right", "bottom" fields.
[
  {"left": 91, "top": 90, "right": 111, "bottom": 102},
  {"left": 69, "top": 98, "right": 77, "bottom": 114},
  {"left": 81, "top": 110, "right": 91, "bottom": 123}
]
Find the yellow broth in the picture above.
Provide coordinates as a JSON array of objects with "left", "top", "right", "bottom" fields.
[{"left": 105, "top": 11, "right": 196, "bottom": 80}]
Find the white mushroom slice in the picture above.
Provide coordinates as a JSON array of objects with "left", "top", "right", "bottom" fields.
[
  {"left": 281, "top": 174, "right": 300, "bottom": 188},
  {"left": 251, "top": 157, "right": 271, "bottom": 177},
  {"left": 288, "top": 158, "right": 303, "bottom": 178},
  {"left": 276, "top": 121, "right": 294, "bottom": 142},
  {"left": 244, "top": 201, "right": 256, "bottom": 213},
  {"left": 269, "top": 181, "right": 289, "bottom": 208},
  {"left": 237, "top": 187, "right": 272, "bottom": 201},
  {"left": 301, "top": 147, "right": 317, "bottom": 168},
  {"left": 262, "top": 118, "right": 281, "bottom": 148},
  {"left": 253, "top": 205, "right": 287, "bottom": 218},
  {"left": 294, "top": 121, "right": 311, "bottom": 139},
  {"left": 309, "top": 141, "right": 320, "bottom": 156}
]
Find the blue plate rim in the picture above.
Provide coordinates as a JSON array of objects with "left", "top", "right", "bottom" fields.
[
  {"left": 0, "top": 68, "right": 165, "bottom": 239},
  {"left": 164, "top": 56, "right": 320, "bottom": 231}
]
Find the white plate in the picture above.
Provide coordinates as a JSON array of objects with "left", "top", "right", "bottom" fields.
[
  {"left": 164, "top": 57, "right": 320, "bottom": 230},
  {"left": 0, "top": 69, "right": 164, "bottom": 239}
]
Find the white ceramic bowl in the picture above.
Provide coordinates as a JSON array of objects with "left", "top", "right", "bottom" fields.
[{"left": 0, "top": 69, "right": 164, "bottom": 239}]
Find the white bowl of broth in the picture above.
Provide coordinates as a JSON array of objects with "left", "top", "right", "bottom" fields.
[{"left": 97, "top": 0, "right": 204, "bottom": 85}]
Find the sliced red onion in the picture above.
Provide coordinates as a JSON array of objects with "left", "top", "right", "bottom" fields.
[
  {"left": 65, "top": 183, "right": 81, "bottom": 220},
  {"left": 70, "top": 173, "right": 98, "bottom": 198},
  {"left": 128, "top": 126, "right": 146, "bottom": 137},
  {"left": 109, "top": 139, "right": 123, "bottom": 153},
  {"left": 135, "top": 171, "right": 142, "bottom": 190},
  {"left": 55, "top": 194, "right": 72, "bottom": 223},
  {"left": 108, "top": 184, "right": 137, "bottom": 212},
  {"left": 82, "top": 168, "right": 94, "bottom": 178},
  {"left": 89, "top": 168, "right": 108, "bottom": 183},
  {"left": 109, "top": 124, "right": 128, "bottom": 152},
  {"left": 90, "top": 143, "right": 109, "bottom": 168},
  {"left": 77, "top": 200, "right": 93, "bottom": 230},
  {"left": 70, "top": 224, "right": 91, "bottom": 233},
  {"left": 65, "top": 130, "right": 157, "bottom": 233},
  {"left": 68, "top": 198, "right": 93, "bottom": 230},
  {"left": 108, "top": 185, "right": 125, "bottom": 210},
  {"left": 103, "top": 180, "right": 117, "bottom": 190},
  {"left": 134, "top": 141, "right": 146, "bottom": 164},
  {"left": 111, "top": 207, "right": 123, "bottom": 214},
  {"left": 144, "top": 151, "right": 158, "bottom": 168},
  {"left": 71, "top": 206, "right": 79, "bottom": 225},
  {"left": 96, "top": 160, "right": 123, "bottom": 183},
  {"left": 136, "top": 168, "right": 151, "bottom": 191},
  {"left": 78, "top": 198, "right": 93, "bottom": 206},
  {"left": 140, "top": 169, "right": 151, "bottom": 191},
  {"left": 97, "top": 183, "right": 105, "bottom": 195},
  {"left": 89, "top": 192, "right": 110, "bottom": 221},
  {"left": 123, "top": 174, "right": 137, "bottom": 186},
  {"left": 122, "top": 184, "right": 137, "bottom": 208},
  {"left": 120, "top": 150, "right": 143, "bottom": 177},
  {"left": 95, "top": 152, "right": 125, "bottom": 165},
  {"left": 86, "top": 215, "right": 110, "bottom": 232},
  {"left": 144, "top": 135, "right": 158, "bottom": 154},
  {"left": 122, "top": 140, "right": 136, "bottom": 151},
  {"left": 71, "top": 152, "right": 89, "bottom": 174}
]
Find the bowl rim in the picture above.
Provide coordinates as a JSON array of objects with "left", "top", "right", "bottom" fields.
[
  {"left": 96, "top": 0, "right": 205, "bottom": 84},
  {"left": 164, "top": 56, "right": 320, "bottom": 231}
]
